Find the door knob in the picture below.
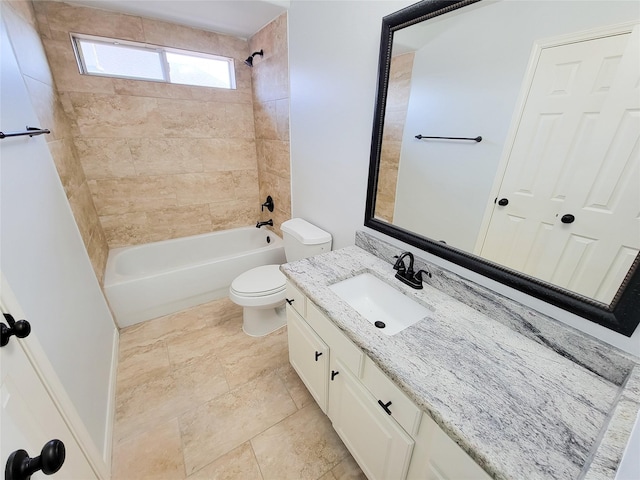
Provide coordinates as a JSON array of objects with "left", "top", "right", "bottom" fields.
[
  {"left": 5, "top": 439, "right": 65, "bottom": 480},
  {"left": 497, "top": 198, "right": 509, "bottom": 206},
  {"left": 1, "top": 313, "right": 31, "bottom": 347},
  {"left": 561, "top": 214, "right": 575, "bottom": 224}
]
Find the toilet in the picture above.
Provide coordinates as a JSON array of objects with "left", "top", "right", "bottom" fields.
[{"left": 229, "top": 218, "right": 332, "bottom": 337}]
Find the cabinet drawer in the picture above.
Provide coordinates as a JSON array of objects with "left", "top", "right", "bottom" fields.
[
  {"left": 285, "top": 281, "right": 306, "bottom": 317},
  {"left": 362, "top": 356, "right": 422, "bottom": 436},
  {"left": 306, "top": 301, "right": 363, "bottom": 376}
]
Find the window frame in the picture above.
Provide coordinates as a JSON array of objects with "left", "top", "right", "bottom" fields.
[{"left": 70, "top": 33, "right": 237, "bottom": 89}]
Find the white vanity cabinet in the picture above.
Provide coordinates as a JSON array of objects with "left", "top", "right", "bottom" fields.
[{"left": 285, "top": 281, "right": 489, "bottom": 480}]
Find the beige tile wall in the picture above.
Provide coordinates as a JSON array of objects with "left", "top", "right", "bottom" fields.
[
  {"left": 33, "top": 1, "right": 266, "bottom": 247},
  {"left": 2, "top": 0, "right": 109, "bottom": 283},
  {"left": 376, "top": 52, "right": 415, "bottom": 223},
  {"left": 249, "top": 13, "right": 291, "bottom": 236}
]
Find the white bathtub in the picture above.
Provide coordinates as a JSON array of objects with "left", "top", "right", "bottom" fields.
[{"left": 103, "top": 227, "right": 286, "bottom": 327}]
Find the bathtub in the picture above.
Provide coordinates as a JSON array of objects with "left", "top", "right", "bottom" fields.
[{"left": 103, "top": 227, "right": 286, "bottom": 327}]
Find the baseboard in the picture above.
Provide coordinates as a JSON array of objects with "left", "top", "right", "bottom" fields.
[{"left": 102, "top": 328, "right": 119, "bottom": 475}]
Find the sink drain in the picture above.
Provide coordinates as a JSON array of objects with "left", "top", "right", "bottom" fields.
[{"left": 374, "top": 321, "right": 386, "bottom": 329}]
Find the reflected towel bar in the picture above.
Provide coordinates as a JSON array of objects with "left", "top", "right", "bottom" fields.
[
  {"left": 415, "top": 134, "right": 482, "bottom": 142},
  {"left": 0, "top": 127, "right": 51, "bottom": 139}
]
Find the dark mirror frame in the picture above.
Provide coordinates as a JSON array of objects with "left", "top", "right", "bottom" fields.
[{"left": 364, "top": 0, "right": 640, "bottom": 337}]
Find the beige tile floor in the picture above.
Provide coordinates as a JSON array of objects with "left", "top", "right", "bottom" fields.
[{"left": 111, "top": 297, "right": 367, "bottom": 480}]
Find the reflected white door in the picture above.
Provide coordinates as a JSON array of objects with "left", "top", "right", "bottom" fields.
[
  {"left": 480, "top": 26, "right": 640, "bottom": 303},
  {"left": 1, "top": 279, "right": 97, "bottom": 480}
]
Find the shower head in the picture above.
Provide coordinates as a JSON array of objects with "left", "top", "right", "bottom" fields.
[{"left": 244, "top": 49, "right": 264, "bottom": 67}]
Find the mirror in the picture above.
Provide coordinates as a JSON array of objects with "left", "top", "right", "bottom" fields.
[{"left": 365, "top": 0, "right": 640, "bottom": 336}]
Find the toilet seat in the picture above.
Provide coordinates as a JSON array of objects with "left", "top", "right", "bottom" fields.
[{"left": 230, "top": 265, "right": 285, "bottom": 297}]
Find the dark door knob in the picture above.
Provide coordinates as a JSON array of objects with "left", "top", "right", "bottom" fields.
[
  {"left": 1, "top": 314, "right": 31, "bottom": 347},
  {"left": 497, "top": 198, "right": 509, "bottom": 206},
  {"left": 5, "top": 439, "right": 66, "bottom": 480},
  {"left": 561, "top": 214, "right": 575, "bottom": 224}
]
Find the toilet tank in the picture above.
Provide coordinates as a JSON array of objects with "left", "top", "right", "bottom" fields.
[{"left": 281, "top": 218, "right": 332, "bottom": 262}]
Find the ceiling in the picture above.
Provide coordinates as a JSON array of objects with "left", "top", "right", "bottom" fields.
[{"left": 64, "top": 0, "right": 290, "bottom": 39}]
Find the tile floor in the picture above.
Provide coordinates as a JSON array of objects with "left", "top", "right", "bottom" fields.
[{"left": 111, "top": 297, "right": 366, "bottom": 480}]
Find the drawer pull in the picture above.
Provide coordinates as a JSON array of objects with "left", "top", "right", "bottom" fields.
[
  {"left": 331, "top": 370, "right": 339, "bottom": 381},
  {"left": 315, "top": 351, "right": 323, "bottom": 361},
  {"left": 378, "top": 399, "right": 393, "bottom": 415},
  {"left": 286, "top": 298, "right": 295, "bottom": 305}
]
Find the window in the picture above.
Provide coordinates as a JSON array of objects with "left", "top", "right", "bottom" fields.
[{"left": 71, "top": 34, "right": 236, "bottom": 89}]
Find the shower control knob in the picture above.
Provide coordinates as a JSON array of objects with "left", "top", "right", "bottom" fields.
[{"left": 497, "top": 198, "right": 509, "bottom": 206}]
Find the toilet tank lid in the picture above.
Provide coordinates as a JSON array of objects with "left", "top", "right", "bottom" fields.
[{"left": 281, "top": 218, "right": 332, "bottom": 245}]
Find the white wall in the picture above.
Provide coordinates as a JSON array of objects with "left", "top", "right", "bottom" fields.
[
  {"left": 1, "top": 17, "right": 117, "bottom": 456},
  {"left": 288, "top": 0, "right": 414, "bottom": 248},
  {"left": 393, "top": 0, "right": 639, "bottom": 252},
  {"left": 287, "top": 0, "right": 640, "bottom": 355}
]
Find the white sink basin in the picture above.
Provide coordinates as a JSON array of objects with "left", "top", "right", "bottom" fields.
[{"left": 329, "top": 273, "right": 430, "bottom": 335}]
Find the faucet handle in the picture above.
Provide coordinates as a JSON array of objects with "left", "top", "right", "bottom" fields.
[
  {"left": 415, "top": 270, "right": 432, "bottom": 281},
  {"left": 392, "top": 255, "right": 405, "bottom": 273}
]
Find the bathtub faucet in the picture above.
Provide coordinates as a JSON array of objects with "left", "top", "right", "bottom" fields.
[{"left": 256, "top": 219, "right": 273, "bottom": 228}]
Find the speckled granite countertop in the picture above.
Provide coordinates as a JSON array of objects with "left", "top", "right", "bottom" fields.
[{"left": 281, "top": 243, "right": 640, "bottom": 480}]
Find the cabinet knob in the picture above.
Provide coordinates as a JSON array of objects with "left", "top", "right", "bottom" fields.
[
  {"left": 314, "top": 351, "right": 322, "bottom": 361},
  {"left": 377, "top": 399, "right": 393, "bottom": 415},
  {"left": 285, "top": 298, "right": 294, "bottom": 305},
  {"left": 331, "top": 370, "right": 339, "bottom": 381}
]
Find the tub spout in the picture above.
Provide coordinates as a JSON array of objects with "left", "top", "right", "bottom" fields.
[{"left": 256, "top": 219, "right": 273, "bottom": 228}]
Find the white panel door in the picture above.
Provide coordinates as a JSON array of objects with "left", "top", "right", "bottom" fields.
[
  {"left": 480, "top": 26, "right": 640, "bottom": 303},
  {"left": 1, "top": 281, "right": 97, "bottom": 480}
]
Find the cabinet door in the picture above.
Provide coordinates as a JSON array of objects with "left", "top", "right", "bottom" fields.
[
  {"left": 287, "top": 307, "right": 329, "bottom": 412},
  {"left": 407, "top": 414, "right": 490, "bottom": 480},
  {"left": 329, "top": 359, "right": 413, "bottom": 480}
]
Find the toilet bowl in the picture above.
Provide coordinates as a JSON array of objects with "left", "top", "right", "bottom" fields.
[
  {"left": 229, "top": 218, "right": 332, "bottom": 337},
  {"left": 229, "top": 264, "right": 287, "bottom": 337}
]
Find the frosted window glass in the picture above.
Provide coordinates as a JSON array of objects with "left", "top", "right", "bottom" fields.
[
  {"left": 166, "top": 52, "right": 232, "bottom": 88},
  {"left": 78, "top": 39, "right": 164, "bottom": 81}
]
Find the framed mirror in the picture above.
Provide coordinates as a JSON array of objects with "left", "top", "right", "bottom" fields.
[{"left": 365, "top": 0, "right": 640, "bottom": 336}]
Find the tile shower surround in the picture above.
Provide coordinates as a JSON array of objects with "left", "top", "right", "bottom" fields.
[{"left": 32, "top": 1, "right": 292, "bottom": 248}]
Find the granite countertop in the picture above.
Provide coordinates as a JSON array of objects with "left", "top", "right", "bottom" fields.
[{"left": 280, "top": 244, "right": 640, "bottom": 480}]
